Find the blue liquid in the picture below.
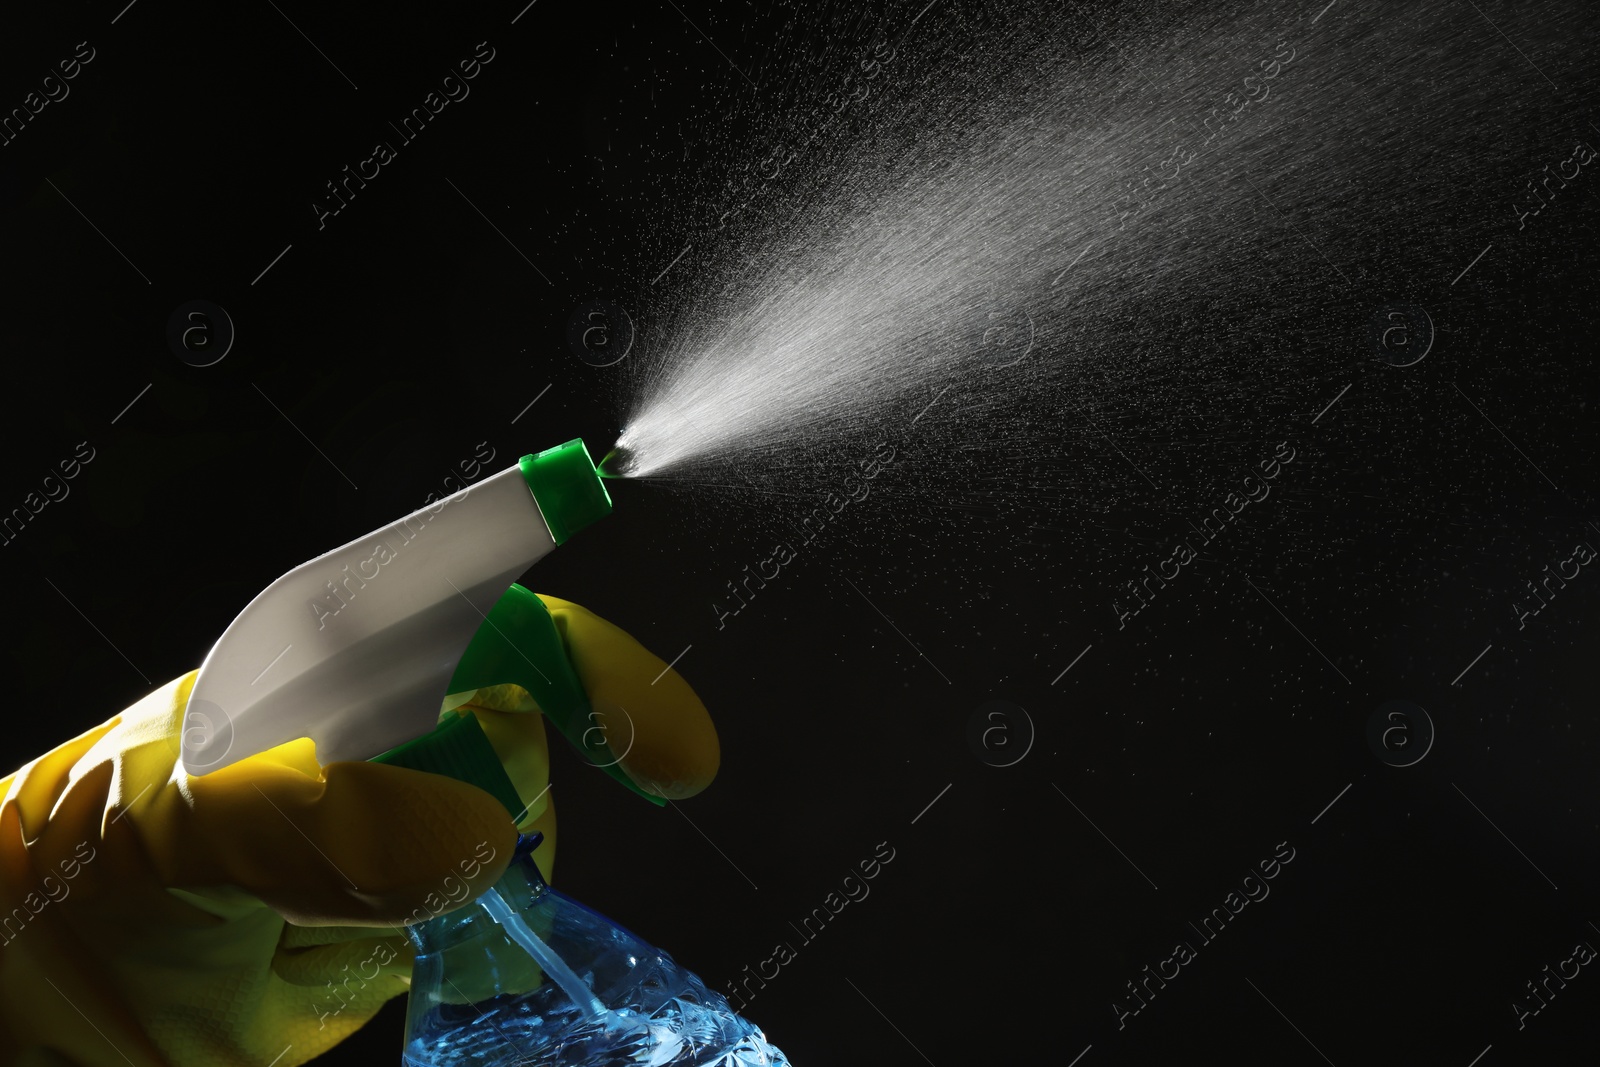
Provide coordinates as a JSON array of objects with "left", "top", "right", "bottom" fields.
[
  {"left": 402, "top": 849, "right": 791, "bottom": 1066},
  {"left": 402, "top": 978, "right": 790, "bottom": 1066}
]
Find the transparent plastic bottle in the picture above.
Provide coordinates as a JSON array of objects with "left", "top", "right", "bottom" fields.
[{"left": 402, "top": 833, "right": 792, "bottom": 1066}]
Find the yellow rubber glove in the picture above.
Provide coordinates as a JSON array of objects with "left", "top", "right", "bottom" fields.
[{"left": 0, "top": 595, "right": 718, "bottom": 1067}]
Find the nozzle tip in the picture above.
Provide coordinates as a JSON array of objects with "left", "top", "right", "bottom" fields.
[{"left": 598, "top": 445, "right": 634, "bottom": 479}]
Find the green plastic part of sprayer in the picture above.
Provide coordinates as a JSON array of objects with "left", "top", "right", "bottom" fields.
[
  {"left": 521, "top": 438, "right": 615, "bottom": 545},
  {"left": 371, "top": 440, "right": 665, "bottom": 816}
]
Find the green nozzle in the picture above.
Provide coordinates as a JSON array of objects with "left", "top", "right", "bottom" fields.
[
  {"left": 597, "top": 444, "right": 634, "bottom": 479},
  {"left": 520, "top": 439, "right": 612, "bottom": 544}
]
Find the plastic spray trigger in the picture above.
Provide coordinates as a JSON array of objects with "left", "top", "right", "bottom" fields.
[{"left": 446, "top": 584, "right": 664, "bottom": 807}]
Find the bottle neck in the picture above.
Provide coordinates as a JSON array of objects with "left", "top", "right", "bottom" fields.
[{"left": 406, "top": 830, "right": 549, "bottom": 953}]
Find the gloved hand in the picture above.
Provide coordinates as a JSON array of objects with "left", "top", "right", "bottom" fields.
[{"left": 0, "top": 595, "right": 718, "bottom": 1067}]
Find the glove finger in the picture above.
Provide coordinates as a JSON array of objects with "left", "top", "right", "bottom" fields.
[
  {"left": 539, "top": 595, "right": 720, "bottom": 799},
  {"left": 152, "top": 753, "right": 518, "bottom": 928},
  {"left": 452, "top": 701, "right": 553, "bottom": 834}
]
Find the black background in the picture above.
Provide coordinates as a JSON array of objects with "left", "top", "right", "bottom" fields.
[{"left": 2, "top": 0, "right": 1598, "bottom": 1064}]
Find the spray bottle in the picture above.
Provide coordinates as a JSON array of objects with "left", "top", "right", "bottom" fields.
[{"left": 180, "top": 438, "right": 791, "bottom": 1066}]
